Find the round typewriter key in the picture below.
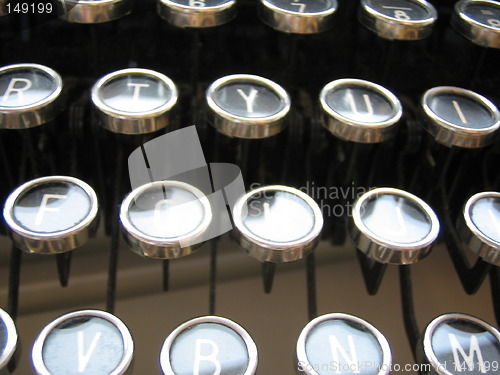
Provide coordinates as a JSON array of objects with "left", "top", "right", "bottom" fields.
[
  {"left": 320, "top": 79, "right": 402, "bottom": 143},
  {"left": 358, "top": 0, "right": 438, "bottom": 40},
  {"left": 0, "top": 64, "right": 63, "bottom": 129},
  {"left": 458, "top": 191, "right": 500, "bottom": 266},
  {"left": 296, "top": 313, "right": 392, "bottom": 375},
  {"left": 160, "top": 316, "right": 258, "bottom": 375},
  {"left": 120, "top": 180, "right": 212, "bottom": 259},
  {"left": 32, "top": 310, "right": 133, "bottom": 375},
  {"left": 350, "top": 188, "right": 440, "bottom": 264},
  {"left": 158, "top": 0, "right": 237, "bottom": 28},
  {"left": 420, "top": 313, "right": 500, "bottom": 375},
  {"left": 420, "top": 86, "right": 500, "bottom": 148},
  {"left": 232, "top": 185, "right": 323, "bottom": 263},
  {"left": 0, "top": 309, "right": 17, "bottom": 373},
  {"left": 206, "top": 74, "right": 291, "bottom": 139},
  {"left": 451, "top": 0, "right": 500, "bottom": 49},
  {"left": 259, "top": 0, "right": 338, "bottom": 34},
  {"left": 60, "top": 0, "right": 132, "bottom": 23},
  {"left": 3, "top": 176, "right": 99, "bottom": 254},
  {"left": 92, "top": 68, "right": 178, "bottom": 134}
]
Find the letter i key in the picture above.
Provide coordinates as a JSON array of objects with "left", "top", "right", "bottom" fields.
[{"left": 417, "top": 86, "right": 500, "bottom": 204}]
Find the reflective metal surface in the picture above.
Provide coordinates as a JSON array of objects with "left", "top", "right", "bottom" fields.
[{"left": 3, "top": 176, "right": 99, "bottom": 254}]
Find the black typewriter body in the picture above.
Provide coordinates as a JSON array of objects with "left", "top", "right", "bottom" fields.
[{"left": 0, "top": 0, "right": 499, "bottom": 374}]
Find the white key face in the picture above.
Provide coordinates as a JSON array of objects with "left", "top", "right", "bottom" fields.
[
  {"left": 0, "top": 65, "right": 60, "bottom": 108},
  {"left": 470, "top": 195, "right": 500, "bottom": 244},
  {"left": 160, "top": 317, "right": 257, "bottom": 375},
  {"left": 120, "top": 180, "right": 214, "bottom": 259},
  {"left": 126, "top": 183, "right": 208, "bottom": 239},
  {"left": 241, "top": 189, "right": 317, "bottom": 243},
  {"left": 297, "top": 314, "right": 391, "bottom": 375},
  {"left": 233, "top": 186, "right": 323, "bottom": 263},
  {"left": 351, "top": 188, "right": 439, "bottom": 264},
  {"left": 33, "top": 311, "right": 133, "bottom": 375},
  {"left": 170, "top": 323, "right": 248, "bottom": 375},
  {"left": 426, "top": 315, "right": 500, "bottom": 375},
  {"left": 360, "top": 194, "right": 434, "bottom": 245}
]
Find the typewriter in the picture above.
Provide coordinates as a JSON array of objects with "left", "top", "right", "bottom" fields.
[{"left": 0, "top": 0, "right": 499, "bottom": 374}]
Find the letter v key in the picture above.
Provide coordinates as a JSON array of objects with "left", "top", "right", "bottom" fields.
[{"left": 78, "top": 331, "right": 102, "bottom": 373}]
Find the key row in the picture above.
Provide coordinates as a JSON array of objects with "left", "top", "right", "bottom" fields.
[
  {"left": 3, "top": 175, "right": 500, "bottom": 266},
  {"left": 1, "top": 307, "right": 499, "bottom": 374},
  {"left": 1, "top": 64, "right": 499, "bottom": 148},
  {"left": 1, "top": 0, "right": 498, "bottom": 46}
]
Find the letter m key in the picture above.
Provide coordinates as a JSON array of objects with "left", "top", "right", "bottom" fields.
[{"left": 448, "top": 333, "right": 487, "bottom": 373}]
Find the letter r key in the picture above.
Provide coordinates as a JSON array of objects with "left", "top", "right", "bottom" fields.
[{"left": 0, "top": 64, "right": 63, "bottom": 129}]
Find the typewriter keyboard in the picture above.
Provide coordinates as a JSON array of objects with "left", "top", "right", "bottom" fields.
[{"left": 0, "top": 0, "right": 500, "bottom": 374}]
